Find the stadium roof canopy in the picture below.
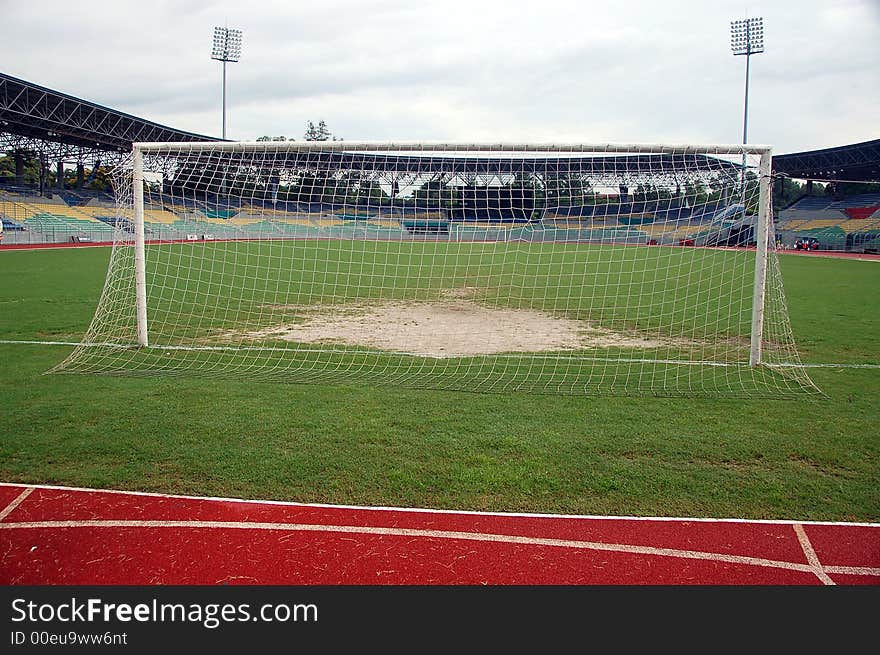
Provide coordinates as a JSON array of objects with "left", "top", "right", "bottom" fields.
[
  {"left": 166, "top": 150, "right": 744, "bottom": 177},
  {"left": 325, "top": 152, "right": 745, "bottom": 176},
  {"left": 3, "top": 70, "right": 876, "bottom": 184},
  {"left": 772, "top": 138, "right": 880, "bottom": 182},
  {"left": 0, "top": 72, "right": 219, "bottom": 161}
]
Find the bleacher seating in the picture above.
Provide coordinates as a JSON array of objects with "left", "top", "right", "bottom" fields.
[
  {"left": 0, "top": 188, "right": 119, "bottom": 241},
  {"left": 13, "top": 179, "right": 878, "bottom": 251},
  {"left": 1, "top": 217, "right": 27, "bottom": 232},
  {"left": 777, "top": 192, "right": 880, "bottom": 250},
  {"left": 836, "top": 192, "right": 880, "bottom": 208}
]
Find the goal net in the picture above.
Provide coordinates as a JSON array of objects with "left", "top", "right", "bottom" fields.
[{"left": 53, "top": 142, "right": 819, "bottom": 397}]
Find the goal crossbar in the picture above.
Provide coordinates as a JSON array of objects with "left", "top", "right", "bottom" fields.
[{"left": 134, "top": 141, "right": 773, "bottom": 155}]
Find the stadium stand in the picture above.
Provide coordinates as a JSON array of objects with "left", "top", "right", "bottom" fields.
[
  {"left": 5, "top": 180, "right": 762, "bottom": 246},
  {"left": 772, "top": 139, "right": 880, "bottom": 251},
  {"left": 777, "top": 192, "right": 880, "bottom": 251},
  {"left": 2, "top": 71, "right": 877, "bottom": 252}
]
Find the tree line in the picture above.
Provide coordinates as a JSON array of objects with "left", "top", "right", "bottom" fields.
[{"left": 256, "top": 120, "right": 340, "bottom": 143}]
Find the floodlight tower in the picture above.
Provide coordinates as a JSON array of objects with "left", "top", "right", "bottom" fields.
[
  {"left": 730, "top": 17, "right": 764, "bottom": 219},
  {"left": 730, "top": 17, "right": 764, "bottom": 146},
  {"left": 211, "top": 26, "right": 243, "bottom": 139}
]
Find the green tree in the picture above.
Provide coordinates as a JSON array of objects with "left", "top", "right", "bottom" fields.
[
  {"left": 0, "top": 152, "right": 41, "bottom": 185},
  {"left": 542, "top": 174, "right": 594, "bottom": 207},
  {"left": 304, "top": 120, "right": 339, "bottom": 141},
  {"left": 828, "top": 181, "right": 880, "bottom": 196},
  {"left": 83, "top": 166, "right": 114, "bottom": 192}
]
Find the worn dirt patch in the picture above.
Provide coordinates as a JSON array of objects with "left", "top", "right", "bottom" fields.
[{"left": 223, "top": 298, "right": 677, "bottom": 358}]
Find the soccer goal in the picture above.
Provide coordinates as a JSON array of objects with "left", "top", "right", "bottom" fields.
[{"left": 53, "top": 141, "right": 819, "bottom": 397}]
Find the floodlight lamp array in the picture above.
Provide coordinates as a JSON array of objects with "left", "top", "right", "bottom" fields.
[
  {"left": 211, "top": 26, "right": 243, "bottom": 62},
  {"left": 730, "top": 17, "right": 764, "bottom": 55}
]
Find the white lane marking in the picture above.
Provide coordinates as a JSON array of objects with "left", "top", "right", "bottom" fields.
[
  {"left": 4, "top": 518, "right": 877, "bottom": 580},
  {"left": 793, "top": 523, "right": 836, "bottom": 585},
  {"left": 0, "top": 482, "right": 877, "bottom": 528},
  {"left": 0, "top": 488, "right": 33, "bottom": 522}
]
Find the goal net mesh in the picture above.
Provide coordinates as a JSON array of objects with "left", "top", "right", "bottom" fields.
[{"left": 53, "top": 142, "right": 819, "bottom": 397}]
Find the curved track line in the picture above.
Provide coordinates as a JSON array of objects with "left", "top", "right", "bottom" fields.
[
  {"left": 824, "top": 565, "right": 880, "bottom": 576},
  {"left": 4, "top": 518, "right": 878, "bottom": 579},
  {"left": 2, "top": 482, "right": 877, "bottom": 528}
]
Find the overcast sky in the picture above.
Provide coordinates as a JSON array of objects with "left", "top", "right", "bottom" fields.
[{"left": 2, "top": 0, "right": 878, "bottom": 154}]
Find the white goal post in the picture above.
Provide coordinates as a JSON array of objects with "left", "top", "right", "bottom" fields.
[{"left": 55, "top": 141, "right": 818, "bottom": 397}]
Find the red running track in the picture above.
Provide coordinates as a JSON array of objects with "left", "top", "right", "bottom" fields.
[{"left": 0, "top": 483, "right": 877, "bottom": 585}]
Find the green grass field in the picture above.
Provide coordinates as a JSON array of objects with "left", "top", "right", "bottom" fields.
[{"left": 0, "top": 245, "right": 878, "bottom": 521}]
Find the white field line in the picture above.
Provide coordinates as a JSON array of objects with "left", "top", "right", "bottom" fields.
[
  {"left": 0, "top": 488, "right": 33, "bottom": 522},
  {"left": 0, "top": 243, "right": 114, "bottom": 252},
  {"left": 6, "top": 518, "right": 879, "bottom": 580},
  {"left": 769, "top": 362, "right": 880, "bottom": 369},
  {"left": 0, "top": 340, "right": 878, "bottom": 369},
  {"left": 0, "top": 340, "right": 128, "bottom": 348},
  {"left": 1, "top": 482, "right": 877, "bottom": 529}
]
